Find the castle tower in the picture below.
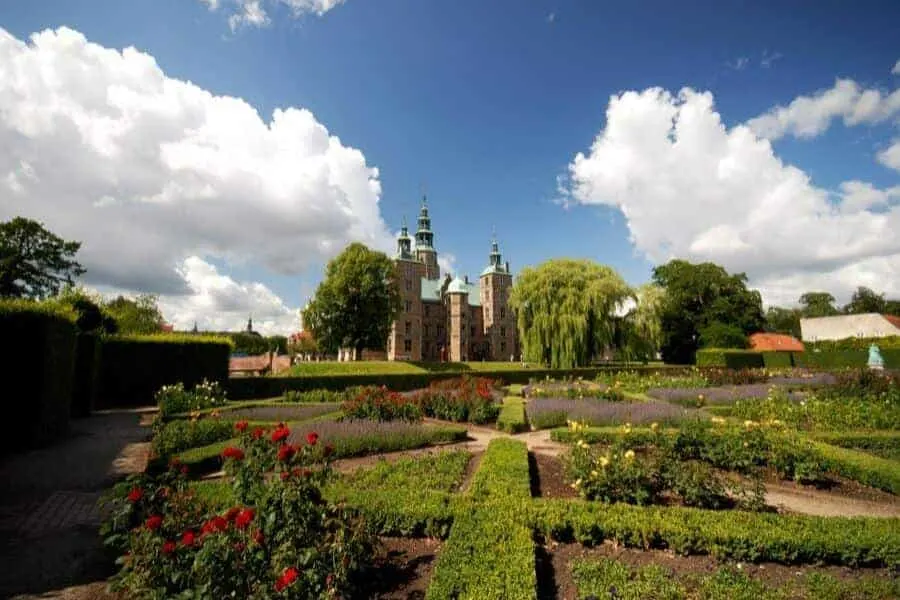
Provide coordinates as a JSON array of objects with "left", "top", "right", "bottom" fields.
[
  {"left": 446, "top": 277, "right": 469, "bottom": 362},
  {"left": 388, "top": 219, "right": 425, "bottom": 361},
  {"left": 480, "top": 234, "right": 515, "bottom": 361},
  {"left": 414, "top": 196, "right": 440, "bottom": 280}
]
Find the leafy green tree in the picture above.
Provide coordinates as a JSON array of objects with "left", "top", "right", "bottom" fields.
[
  {"left": 0, "top": 217, "right": 86, "bottom": 299},
  {"left": 104, "top": 294, "right": 165, "bottom": 334},
  {"left": 698, "top": 321, "right": 748, "bottom": 348},
  {"left": 617, "top": 283, "right": 665, "bottom": 362},
  {"left": 508, "top": 259, "right": 633, "bottom": 368},
  {"left": 843, "top": 286, "right": 887, "bottom": 315},
  {"left": 799, "top": 292, "right": 839, "bottom": 318},
  {"left": 301, "top": 243, "right": 400, "bottom": 359},
  {"left": 55, "top": 286, "right": 118, "bottom": 333},
  {"left": 764, "top": 306, "right": 801, "bottom": 338},
  {"left": 652, "top": 260, "right": 764, "bottom": 364},
  {"left": 886, "top": 300, "right": 900, "bottom": 316}
]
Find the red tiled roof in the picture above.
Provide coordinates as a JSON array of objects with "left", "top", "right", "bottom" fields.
[
  {"left": 883, "top": 314, "right": 900, "bottom": 330},
  {"left": 749, "top": 332, "right": 804, "bottom": 352}
]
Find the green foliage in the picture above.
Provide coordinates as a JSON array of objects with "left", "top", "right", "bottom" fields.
[
  {"left": 151, "top": 418, "right": 235, "bottom": 461},
  {"left": 156, "top": 380, "right": 227, "bottom": 418},
  {"left": 568, "top": 438, "right": 666, "bottom": 505},
  {"left": 0, "top": 299, "right": 77, "bottom": 451},
  {"left": 411, "top": 376, "right": 501, "bottom": 424},
  {"left": 698, "top": 321, "right": 749, "bottom": 349},
  {"left": 695, "top": 348, "right": 765, "bottom": 368},
  {"left": 468, "top": 439, "right": 532, "bottom": 501},
  {"left": 594, "top": 369, "right": 709, "bottom": 393},
  {"left": 761, "top": 350, "right": 794, "bottom": 368},
  {"left": 843, "top": 286, "right": 888, "bottom": 315},
  {"left": 812, "top": 442, "right": 900, "bottom": 495},
  {"left": 98, "top": 335, "right": 231, "bottom": 408},
  {"left": 103, "top": 294, "right": 165, "bottom": 334},
  {"left": 764, "top": 305, "right": 801, "bottom": 338},
  {"left": 799, "top": 291, "right": 839, "bottom": 318},
  {"left": 572, "top": 558, "right": 686, "bottom": 600},
  {"left": 301, "top": 243, "right": 400, "bottom": 356},
  {"left": 54, "top": 286, "right": 117, "bottom": 333},
  {"left": 341, "top": 385, "right": 423, "bottom": 422},
  {"left": 617, "top": 283, "right": 666, "bottom": 362},
  {"left": 795, "top": 348, "right": 900, "bottom": 368},
  {"left": 72, "top": 332, "right": 101, "bottom": 417},
  {"left": 810, "top": 430, "right": 900, "bottom": 461},
  {"left": 497, "top": 397, "right": 528, "bottom": 433},
  {"left": 330, "top": 451, "right": 472, "bottom": 495},
  {"left": 508, "top": 258, "right": 634, "bottom": 368},
  {"left": 653, "top": 260, "right": 765, "bottom": 365},
  {"left": 0, "top": 217, "right": 85, "bottom": 299},
  {"left": 806, "top": 336, "right": 900, "bottom": 350}
]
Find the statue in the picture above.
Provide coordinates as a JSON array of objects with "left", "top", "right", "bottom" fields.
[{"left": 868, "top": 343, "right": 884, "bottom": 371}]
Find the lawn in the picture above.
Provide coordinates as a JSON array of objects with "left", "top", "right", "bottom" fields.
[{"left": 282, "top": 360, "right": 537, "bottom": 376}]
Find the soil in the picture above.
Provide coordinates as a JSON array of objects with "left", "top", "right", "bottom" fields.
[
  {"left": 457, "top": 451, "right": 484, "bottom": 492},
  {"left": 357, "top": 537, "right": 442, "bottom": 599},
  {"left": 531, "top": 453, "right": 578, "bottom": 499},
  {"left": 763, "top": 478, "right": 900, "bottom": 518},
  {"left": 542, "top": 541, "right": 897, "bottom": 600}
]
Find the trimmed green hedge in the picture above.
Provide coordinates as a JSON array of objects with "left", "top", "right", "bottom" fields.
[
  {"left": 695, "top": 349, "right": 765, "bottom": 369},
  {"left": 468, "top": 438, "right": 532, "bottom": 501},
  {"left": 808, "top": 336, "right": 900, "bottom": 351},
  {"left": 761, "top": 351, "right": 794, "bottom": 369},
  {"left": 795, "top": 349, "right": 900, "bottom": 369},
  {"left": 527, "top": 499, "right": 899, "bottom": 568},
  {"left": 71, "top": 332, "right": 101, "bottom": 417},
  {"left": 497, "top": 397, "right": 528, "bottom": 433},
  {"left": 0, "top": 300, "right": 77, "bottom": 452},
  {"left": 226, "top": 366, "right": 683, "bottom": 400},
  {"left": 810, "top": 431, "right": 900, "bottom": 461},
  {"left": 97, "top": 335, "right": 231, "bottom": 408},
  {"left": 812, "top": 442, "right": 900, "bottom": 495}
]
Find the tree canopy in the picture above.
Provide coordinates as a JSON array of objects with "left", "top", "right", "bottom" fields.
[
  {"left": 509, "top": 259, "right": 633, "bottom": 368},
  {"left": 104, "top": 294, "right": 165, "bottom": 334},
  {"left": 652, "top": 260, "right": 764, "bottom": 364},
  {"left": 0, "top": 217, "right": 86, "bottom": 299},
  {"left": 616, "top": 283, "right": 665, "bottom": 362},
  {"left": 54, "top": 286, "right": 118, "bottom": 334},
  {"left": 799, "top": 292, "right": 839, "bottom": 318},
  {"left": 843, "top": 286, "right": 887, "bottom": 315},
  {"left": 764, "top": 306, "right": 801, "bottom": 338},
  {"left": 301, "top": 243, "right": 400, "bottom": 358}
]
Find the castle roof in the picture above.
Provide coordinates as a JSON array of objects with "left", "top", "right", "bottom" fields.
[
  {"left": 447, "top": 277, "right": 469, "bottom": 294},
  {"left": 421, "top": 277, "right": 481, "bottom": 306}
]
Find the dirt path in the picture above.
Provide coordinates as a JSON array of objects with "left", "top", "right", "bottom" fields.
[
  {"left": 0, "top": 410, "right": 152, "bottom": 599},
  {"left": 764, "top": 480, "right": 900, "bottom": 518}
]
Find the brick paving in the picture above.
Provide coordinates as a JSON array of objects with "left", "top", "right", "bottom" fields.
[{"left": 0, "top": 410, "right": 151, "bottom": 598}]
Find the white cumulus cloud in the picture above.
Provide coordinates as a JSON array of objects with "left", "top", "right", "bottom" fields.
[
  {"left": 0, "top": 26, "right": 392, "bottom": 333},
  {"left": 747, "top": 78, "right": 900, "bottom": 140},
  {"left": 564, "top": 87, "right": 900, "bottom": 306},
  {"left": 877, "top": 139, "right": 900, "bottom": 172},
  {"left": 203, "top": 0, "right": 346, "bottom": 30}
]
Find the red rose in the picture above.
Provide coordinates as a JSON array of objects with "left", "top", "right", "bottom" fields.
[
  {"left": 274, "top": 567, "right": 299, "bottom": 592},
  {"left": 221, "top": 446, "right": 245, "bottom": 461},
  {"left": 280, "top": 471, "right": 291, "bottom": 481},
  {"left": 181, "top": 466, "right": 189, "bottom": 475},
  {"left": 277, "top": 444, "right": 295, "bottom": 462},
  {"left": 271, "top": 426, "right": 290, "bottom": 443},
  {"left": 201, "top": 516, "right": 228, "bottom": 535},
  {"left": 252, "top": 529, "right": 265, "bottom": 545},
  {"left": 306, "top": 432, "right": 319, "bottom": 446},
  {"left": 235, "top": 508, "right": 254, "bottom": 530},
  {"left": 225, "top": 507, "right": 241, "bottom": 522},
  {"left": 145, "top": 515, "right": 163, "bottom": 531},
  {"left": 235, "top": 420, "right": 249, "bottom": 433},
  {"left": 162, "top": 540, "right": 176, "bottom": 555},
  {"left": 127, "top": 487, "right": 143, "bottom": 503},
  {"left": 181, "top": 530, "right": 196, "bottom": 547},
  {"left": 326, "top": 573, "right": 335, "bottom": 587},
  {"left": 323, "top": 444, "right": 334, "bottom": 458}
]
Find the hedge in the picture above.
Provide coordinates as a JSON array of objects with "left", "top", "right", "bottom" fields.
[
  {"left": 497, "top": 397, "right": 528, "bottom": 433},
  {"left": 810, "top": 431, "right": 900, "bottom": 461},
  {"left": 71, "top": 332, "right": 101, "bottom": 417},
  {"left": 695, "top": 349, "right": 765, "bottom": 369},
  {"left": 427, "top": 439, "right": 537, "bottom": 600},
  {"left": 0, "top": 300, "right": 77, "bottom": 451},
  {"left": 794, "top": 349, "right": 900, "bottom": 369},
  {"left": 225, "top": 366, "right": 683, "bottom": 400},
  {"left": 761, "top": 351, "right": 794, "bottom": 369},
  {"left": 527, "top": 499, "right": 899, "bottom": 568},
  {"left": 807, "top": 336, "right": 900, "bottom": 351},
  {"left": 97, "top": 335, "right": 231, "bottom": 408},
  {"left": 812, "top": 442, "right": 900, "bottom": 495}
]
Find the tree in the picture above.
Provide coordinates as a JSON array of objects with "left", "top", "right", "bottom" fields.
[
  {"left": 843, "top": 286, "right": 887, "bottom": 315},
  {"left": 617, "top": 284, "right": 665, "bottom": 362},
  {"left": 764, "top": 306, "right": 801, "bottom": 338},
  {"left": 104, "top": 294, "right": 165, "bottom": 334},
  {"left": 508, "top": 259, "right": 634, "bottom": 368},
  {"left": 55, "top": 286, "right": 118, "bottom": 333},
  {"left": 652, "top": 260, "right": 764, "bottom": 364},
  {"left": 0, "top": 217, "right": 86, "bottom": 299},
  {"left": 886, "top": 300, "right": 900, "bottom": 316},
  {"left": 799, "top": 292, "right": 839, "bottom": 318},
  {"left": 698, "top": 322, "right": 748, "bottom": 349},
  {"left": 301, "top": 243, "right": 400, "bottom": 359}
]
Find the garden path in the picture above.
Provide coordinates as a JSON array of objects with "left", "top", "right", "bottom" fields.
[
  {"left": 763, "top": 480, "right": 900, "bottom": 518},
  {"left": 0, "top": 409, "right": 152, "bottom": 599}
]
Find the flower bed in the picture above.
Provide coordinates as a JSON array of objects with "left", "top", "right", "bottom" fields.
[
  {"left": 527, "top": 397, "right": 694, "bottom": 429},
  {"left": 647, "top": 384, "right": 807, "bottom": 406},
  {"left": 732, "top": 393, "right": 900, "bottom": 431},
  {"left": 218, "top": 403, "right": 341, "bottom": 423}
]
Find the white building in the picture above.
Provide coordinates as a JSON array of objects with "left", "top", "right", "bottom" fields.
[{"left": 799, "top": 313, "right": 900, "bottom": 342}]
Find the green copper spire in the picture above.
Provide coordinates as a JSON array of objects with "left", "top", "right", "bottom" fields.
[
  {"left": 396, "top": 216, "right": 413, "bottom": 259},
  {"left": 415, "top": 194, "right": 434, "bottom": 249}
]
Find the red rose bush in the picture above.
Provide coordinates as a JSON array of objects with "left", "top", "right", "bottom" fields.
[{"left": 102, "top": 421, "right": 372, "bottom": 599}]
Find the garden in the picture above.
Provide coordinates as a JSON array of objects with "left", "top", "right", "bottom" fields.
[{"left": 96, "top": 366, "right": 900, "bottom": 598}]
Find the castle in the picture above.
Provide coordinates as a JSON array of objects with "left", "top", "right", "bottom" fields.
[{"left": 387, "top": 198, "right": 519, "bottom": 362}]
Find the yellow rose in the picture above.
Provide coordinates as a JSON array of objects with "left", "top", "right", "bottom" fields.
[
  {"left": 624, "top": 449, "right": 636, "bottom": 460},
  {"left": 590, "top": 470, "right": 599, "bottom": 478},
  {"left": 650, "top": 422, "right": 659, "bottom": 432},
  {"left": 599, "top": 456, "right": 610, "bottom": 467}
]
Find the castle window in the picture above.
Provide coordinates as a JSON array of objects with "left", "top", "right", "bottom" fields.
[
  {"left": 500, "top": 307, "right": 506, "bottom": 319},
  {"left": 405, "top": 321, "right": 411, "bottom": 335},
  {"left": 405, "top": 301, "right": 412, "bottom": 312},
  {"left": 501, "top": 326, "right": 506, "bottom": 337},
  {"left": 425, "top": 305, "right": 430, "bottom": 316},
  {"left": 437, "top": 325, "right": 443, "bottom": 337},
  {"left": 404, "top": 339, "right": 412, "bottom": 352}
]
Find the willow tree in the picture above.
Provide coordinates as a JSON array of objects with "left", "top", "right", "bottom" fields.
[
  {"left": 617, "top": 283, "right": 665, "bottom": 362},
  {"left": 508, "top": 259, "right": 633, "bottom": 368}
]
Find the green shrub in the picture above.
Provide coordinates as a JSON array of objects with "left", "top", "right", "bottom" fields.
[
  {"left": 330, "top": 451, "right": 472, "bottom": 495},
  {"left": 151, "top": 418, "right": 235, "bottom": 461},
  {"left": 812, "top": 442, "right": 900, "bottom": 495},
  {"left": 97, "top": 335, "right": 231, "bottom": 408},
  {"left": 794, "top": 349, "right": 900, "bottom": 369},
  {"left": 156, "top": 379, "right": 227, "bottom": 418},
  {"left": 468, "top": 439, "right": 531, "bottom": 501},
  {"left": 810, "top": 431, "right": 900, "bottom": 461},
  {"left": 283, "top": 388, "right": 354, "bottom": 403},
  {"left": 761, "top": 351, "right": 794, "bottom": 369},
  {"left": 0, "top": 300, "right": 77, "bottom": 451},
  {"left": 695, "top": 349, "right": 764, "bottom": 369},
  {"left": 497, "top": 397, "right": 528, "bottom": 433},
  {"left": 732, "top": 392, "right": 900, "bottom": 431},
  {"left": 71, "top": 332, "right": 101, "bottom": 417},
  {"left": 807, "top": 336, "right": 900, "bottom": 351},
  {"left": 341, "top": 385, "right": 422, "bottom": 422}
]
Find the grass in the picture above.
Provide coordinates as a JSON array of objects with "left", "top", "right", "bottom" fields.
[
  {"left": 497, "top": 397, "right": 528, "bottom": 433},
  {"left": 572, "top": 558, "right": 900, "bottom": 600},
  {"left": 282, "top": 360, "right": 537, "bottom": 377}
]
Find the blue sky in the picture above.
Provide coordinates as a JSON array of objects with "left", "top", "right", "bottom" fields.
[{"left": 1, "top": 0, "right": 898, "bottom": 332}]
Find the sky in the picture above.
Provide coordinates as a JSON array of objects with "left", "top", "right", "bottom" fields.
[{"left": 1, "top": 0, "right": 898, "bottom": 334}]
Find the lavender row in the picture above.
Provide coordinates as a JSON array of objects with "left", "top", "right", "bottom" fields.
[
  {"left": 223, "top": 403, "right": 342, "bottom": 422},
  {"left": 526, "top": 398, "right": 695, "bottom": 428},
  {"left": 646, "top": 385, "right": 807, "bottom": 405}
]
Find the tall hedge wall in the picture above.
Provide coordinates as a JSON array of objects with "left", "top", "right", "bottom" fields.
[
  {"left": 71, "top": 333, "right": 101, "bottom": 417},
  {"left": 0, "top": 300, "right": 77, "bottom": 452},
  {"left": 97, "top": 335, "right": 231, "bottom": 408},
  {"left": 695, "top": 349, "right": 765, "bottom": 369},
  {"left": 794, "top": 349, "right": 900, "bottom": 370},
  {"left": 225, "top": 366, "right": 684, "bottom": 400}
]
